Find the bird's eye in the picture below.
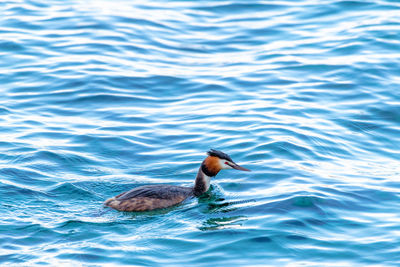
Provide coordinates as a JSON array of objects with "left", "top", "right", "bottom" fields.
[{"left": 225, "top": 161, "right": 228, "bottom": 165}]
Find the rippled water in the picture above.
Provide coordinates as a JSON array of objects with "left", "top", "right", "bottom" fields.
[{"left": 1, "top": 0, "right": 400, "bottom": 266}]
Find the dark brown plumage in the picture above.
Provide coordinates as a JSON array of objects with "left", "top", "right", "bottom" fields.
[
  {"left": 104, "top": 149, "right": 250, "bottom": 212},
  {"left": 104, "top": 185, "right": 192, "bottom": 212}
]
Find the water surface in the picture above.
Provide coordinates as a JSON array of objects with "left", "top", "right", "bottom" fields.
[{"left": 1, "top": 0, "right": 400, "bottom": 266}]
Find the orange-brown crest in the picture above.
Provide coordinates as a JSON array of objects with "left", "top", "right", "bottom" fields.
[{"left": 203, "top": 156, "right": 222, "bottom": 175}]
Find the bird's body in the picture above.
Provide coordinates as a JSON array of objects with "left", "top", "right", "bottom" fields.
[
  {"left": 104, "top": 149, "right": 250, "bottom": 212},
  {"left": 104, "top": 185, "right": 193, "bottom": 211}
]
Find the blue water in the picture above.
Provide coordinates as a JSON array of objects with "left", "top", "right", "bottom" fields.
[{"left": 1, "top": 0, "right": 400, "bottom": 265}]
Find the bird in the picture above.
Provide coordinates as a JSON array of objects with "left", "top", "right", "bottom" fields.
[{"left": 104, "top": 149, "right": 250, "bottom": 212}]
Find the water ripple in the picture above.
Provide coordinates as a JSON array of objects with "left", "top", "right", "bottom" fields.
[{"left": 1, "top": 0, "right": 400, "bottom": 266}]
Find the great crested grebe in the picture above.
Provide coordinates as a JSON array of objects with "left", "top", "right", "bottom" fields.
[{"left": 104, "top": 149, "right": 250, "bottom": 212}]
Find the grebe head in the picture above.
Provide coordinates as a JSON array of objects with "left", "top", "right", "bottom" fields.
[
  {"left": 202, "top": 149, "right": 250, "bottom": 177},
  {"left": 193, "top": 149, "right": 250, "bottom": 196}
]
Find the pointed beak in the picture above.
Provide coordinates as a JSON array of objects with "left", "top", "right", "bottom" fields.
[{"left": 229, "top": 162, "right": 251, "bottom": 171}]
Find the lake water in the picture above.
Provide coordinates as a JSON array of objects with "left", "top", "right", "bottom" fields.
[{"left": 1, "top": 0, "right": 400, "bottom": 266}]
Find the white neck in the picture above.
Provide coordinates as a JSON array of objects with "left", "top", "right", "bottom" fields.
[
  {"left": 202, "top": 172, "right": 211, "bottom": 191},
  {"left": 193, "top": 169, "right": 211, "bottom": 196}
]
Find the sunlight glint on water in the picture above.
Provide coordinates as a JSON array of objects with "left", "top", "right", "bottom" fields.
[{"left": 1, "top": 0, "right": 400, "bottom": 266}]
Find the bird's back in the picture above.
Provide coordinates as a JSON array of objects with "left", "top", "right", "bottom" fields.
[{"left": 104, "top": 185, "right": 193, "bottom": 211}]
